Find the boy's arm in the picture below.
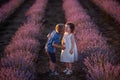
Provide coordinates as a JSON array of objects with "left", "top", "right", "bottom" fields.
[
  {"left": 52, "top": 36, "right": 65, "bottom": 49},
  {"left": 47, "top": 33, "right": 51, "bottom": 38},
  {"left": 52, "top": 43, "right": 64, "bottom": 49}
]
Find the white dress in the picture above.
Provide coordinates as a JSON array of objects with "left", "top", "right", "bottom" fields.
[{"left": 60, "top": 32, "right": 78, "bottom": 62}]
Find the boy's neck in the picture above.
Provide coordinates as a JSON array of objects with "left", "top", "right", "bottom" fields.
[
  {"left": 56, "top": 30, "right": 62, "bottom": 35},
  {"left": 56, "top": 30, "right": 59, "bottom": 33}
]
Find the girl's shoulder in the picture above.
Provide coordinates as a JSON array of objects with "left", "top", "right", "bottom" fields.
[
  {"left": 69, "top": 33, "right": 76, "bottom": 40},
  {"left": 64, "top": 32, "right": 68, "bottom": 35},
  {"left": 70, "top": 33, "right": 74, "bottom": 37},
  {"left": 63, "top": 32, "right": 68, "bottom": 36}
]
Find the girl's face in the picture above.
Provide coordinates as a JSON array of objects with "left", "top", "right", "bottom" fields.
[{"left": 65, "top": 25, "right": 71, "bottom": 33}]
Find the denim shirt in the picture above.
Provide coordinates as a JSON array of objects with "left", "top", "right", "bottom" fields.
[{"left": 46, "top": 30, "right": 61, "bottom": 53}]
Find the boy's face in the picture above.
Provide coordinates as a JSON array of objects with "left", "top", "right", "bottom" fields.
[
  {"left": 59, "top": 26, "right": 65, "bottom": 35},
  {"left": 60, "top": 28, "right": 64, "bottom": 35}
]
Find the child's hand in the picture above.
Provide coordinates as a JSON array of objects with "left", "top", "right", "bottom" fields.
[
  {"left": 45, "top": 50, "right": 49, "bottom": 56},
  {"left": 61, "top": 46, "right": 65, "bottom": 50},
  {"left": 69, "top": 49, "right": 73, "bottom": 54},
  {"left": 45, "top": 49, "right": 47, "bottom": 53}
]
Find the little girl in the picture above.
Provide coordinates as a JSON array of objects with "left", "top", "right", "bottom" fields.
[{"left": 60, "top": 23, "right": 78, "bottom": 75}]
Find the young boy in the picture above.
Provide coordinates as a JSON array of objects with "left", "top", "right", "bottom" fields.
[{"left": 45, "top": 23, "right": 65, "bottom": 76}]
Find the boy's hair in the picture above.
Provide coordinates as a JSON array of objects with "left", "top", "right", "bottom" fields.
[
  {"left": 66, "top": 23, "right": 75, "bottom": 33},
  {"left": 55, "top": 23, "right": 64, "bottom": 33}
]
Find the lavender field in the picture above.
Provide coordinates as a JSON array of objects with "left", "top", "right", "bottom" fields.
[{"left": 0, "top": 0, "right": 120, "bottom": 80}]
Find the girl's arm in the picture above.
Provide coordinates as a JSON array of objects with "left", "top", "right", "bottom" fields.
[{"left": 70, "top": 34, "right": 75, "bottom": 54}]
